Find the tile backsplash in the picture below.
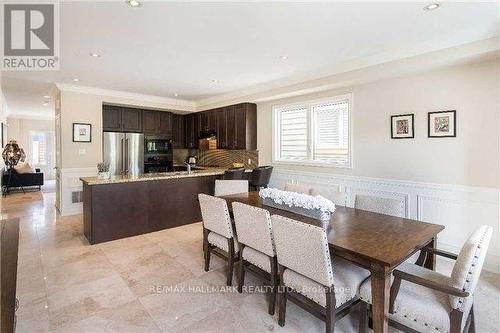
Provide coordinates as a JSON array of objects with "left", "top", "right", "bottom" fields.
[{"left": 173, "top": 149, "right": 259, "bottom": 169}]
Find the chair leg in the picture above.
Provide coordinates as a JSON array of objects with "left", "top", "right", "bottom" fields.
[
  {"left": 268, "top": 256, "right": 278, "bottom": 315},
  {"left": 358, "top": 302, "right": 368, "bottom": 333},
  {"left": 238, "top": 245, "right": 246, "bottom": 293},
  {"left": 325, "top": 287, "right": 336, "bottom": 333},
  {"left": 450, "top": 309, "right": 464, "bottom": 333},
  {"left": 227, "top": 238, "right": 235, "bottom": 286},
  {"left": 203, "top": 229, "right": 211, "bottom": 272},
  {"left": 468, "top": 306, "right": 476, "bottom": 333},
  {"left": 278, "top": 265, "right": 287, "bottom": 327},
  {"left": 389, "top": 276, "right": 401, "bottom": 314}
]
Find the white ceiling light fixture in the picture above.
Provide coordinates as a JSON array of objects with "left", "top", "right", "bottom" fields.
[
  {"left": 72, "top": 78, "right": 80, "bottom": 82},
  {"left": 89, "top": 52, "right": 101, "bottom": 58},
  {"left": 43, "top": 95, "right": 50, "bottom": 99},
  {"left": 174, "top": 93, "right": 179, "bottom": 97},
  {"left": 424, "top": 3, "right": 440, "bottom": 11},
  {"left": 42, "top": 101, "right": 49, "bottom": 106},
  {"left": 211, "top": 79, "right": 218, "bottom": 84},
  {"left": 281, "top": 55, "right": 289, "bottom": 60},
  {"left": 126, "top": 0, "right": 141, "bottom": 8}
]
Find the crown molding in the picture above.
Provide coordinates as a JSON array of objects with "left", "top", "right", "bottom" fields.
[{"left": 55, "top": 83, "right": 196, "bottom": 111}]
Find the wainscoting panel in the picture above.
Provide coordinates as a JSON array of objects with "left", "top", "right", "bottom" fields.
[
  {"left": 269, "top": 168, "right": 500, "bottom": 273},
  {"left": 59, "top": 167, "right": 96, "bottom": 216}
]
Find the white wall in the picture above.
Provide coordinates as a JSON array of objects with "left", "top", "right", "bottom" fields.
[
  {"left": 6, "top": 118, "right": 56, "bottom": 180},
  {"left": 257, "top": 58, "right": 500, "bottom": 272}
]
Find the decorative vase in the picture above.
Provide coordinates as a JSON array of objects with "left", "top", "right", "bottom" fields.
[
  {"left": 262, "top": 198, "right": 332, "bottom": 228},
  {"left": 97, "top": 171, "right": 110, "bottom": 180}
]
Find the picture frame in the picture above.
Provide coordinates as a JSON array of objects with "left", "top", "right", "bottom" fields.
[
  {"left": 428, "top": 110, "right": 456, "bottom": 138},
  {"left": 73, "top": 123, "right": 92, "bottom": 142},
  {"left": 1, "top": 123, "right": 4, "bottom": 148},
  {"left": 391, "top": 113, "right": 414, "bottom": 139}
]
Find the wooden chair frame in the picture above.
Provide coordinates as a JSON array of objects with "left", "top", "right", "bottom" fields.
[
  {"left": 236, "top": 243, "right": 279, "bottom": 315},
  {"left": 277, "top": 264, "right": 360, "bottom": 333},
  {"left": 203, "top": 227, "right": 239, "bottom": 286},
  {"left": 359, "top": 247, "right": 476, "bottom": 333}
]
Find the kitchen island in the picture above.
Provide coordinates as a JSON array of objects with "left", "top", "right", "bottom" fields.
[{"left": 81, "top": 169, "right": 224, "bottom": 244}]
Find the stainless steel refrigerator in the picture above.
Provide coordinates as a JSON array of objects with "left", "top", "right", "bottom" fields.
[{"left": 103, "top": 132, "right": 144, "bottom": 176}]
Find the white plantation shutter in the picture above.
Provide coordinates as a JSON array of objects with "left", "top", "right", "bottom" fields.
[
  {"left": 312, "top": 100, "right": 349, "bottom": 164},
  {"left": 275, "top": 95, "right": 351, "bottom": 167},
  {"left": 279, "top": 107, "right": 308, "bottom": 160}
]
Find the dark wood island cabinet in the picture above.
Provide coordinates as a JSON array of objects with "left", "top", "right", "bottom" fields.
[{"left": 81, "top": 171, "right": 223, "bottom": 244}]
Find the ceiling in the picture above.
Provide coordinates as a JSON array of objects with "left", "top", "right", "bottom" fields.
[{"left": 2, "top": 1, "right": 499, "bottom": 118}]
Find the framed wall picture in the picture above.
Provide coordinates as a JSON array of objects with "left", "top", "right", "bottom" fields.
[
  {"left": 391, "top": 114, "right": 414, "bottom": 139},
  {"left": 428, "top": 110, "right": 456, "bottom": 138},
  {"left": 73, "top": 123, "right": 92, "bottom": 142},
  {"left": 1, "top": 123, "right": 4, "bottom": 147}
]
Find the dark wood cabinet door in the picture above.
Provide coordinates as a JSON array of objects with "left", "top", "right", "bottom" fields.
[
  {"left": 121, "top": 108, "right": 142, "bottom": 132},
  {"left": 216, "top": 109, "right": 228, "bottom": 149},
  {"left": 184, "top": 113, "right": 199, "bottom": 148},
  {"left": 143, "top": 111, "right": 158, "bottom": 135},
  {"left": 103, "top": 105, "right": 122, "bottom": 131},
  {"left": 172, "top": 114, "right": 184, "bottom": 148},
  {"left": 234, "top": 104, "right": 247, "bottom": 149},
  {"left": 208, "top": 111, "right": 218, "bottom": 133},
  {"left": 158, "top": 112, "right": 172, "bottom": 136},
  {"left": 198, "top": 112, "right": 210, "bottom": 133},
  {"left": 226, "top": 106, "right": 236, "bottom": 149}
]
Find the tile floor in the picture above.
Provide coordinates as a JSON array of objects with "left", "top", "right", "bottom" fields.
[{"left": 1, "top": 189, "right": 499, "bottom": 332}]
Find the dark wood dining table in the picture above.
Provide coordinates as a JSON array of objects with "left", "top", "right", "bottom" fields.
[{"left": 220, "top": 191, "right": 444, "bottom": 333}]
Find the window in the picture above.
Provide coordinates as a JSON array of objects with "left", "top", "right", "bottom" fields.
[
  {"left": 273, "top": 94, "right": 352, "bottom": 167},
  {"left": 29, "top": 132, "right": 47, "bottom": 165}
]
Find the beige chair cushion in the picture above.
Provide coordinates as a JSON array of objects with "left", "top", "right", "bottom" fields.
[
  {"left": 449, "top": 225, "right": 492, "bottom": 311},
  {"left": 283, "top": 257, "right": 370, "bottom": 307},
  {"left": 13, "top": 162, "right": 34, "bottom": 174},
  {"left": 198, "top": 194, "right": 233, "bottom": 238},
  {"left": 358, "top": 262, "right": 472, "bottom": 333},
  {"left": 242, "top": 247, "right": 271, "bottom": 272},
  {"left": 284, "top": 183, "right": 313, "bottom": 195},
  {"left": 214, "top": 180, "right": 248, "bottom": 196},
  {"left": 207, "top": 231, "right": 239, "bottom": 253},
  {"left": 354, "top": 194, "right": 405, "bottom": 218}
]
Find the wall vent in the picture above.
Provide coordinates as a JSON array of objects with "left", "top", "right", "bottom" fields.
[{"left": 71, "top": 191, "right": 83, "bottom": 204}]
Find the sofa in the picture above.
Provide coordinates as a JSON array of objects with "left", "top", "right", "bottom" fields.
[{"left": 1, "top": 168, "right": 44, "bottom": 194}]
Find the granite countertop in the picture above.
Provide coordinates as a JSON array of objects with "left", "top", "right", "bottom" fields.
[{"left": 80, "top": 167, "right": 226, "bottom": 186}]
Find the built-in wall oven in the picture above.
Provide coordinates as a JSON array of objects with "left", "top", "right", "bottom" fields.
[{"left": 144, "top": 136, "right": 173, "bottom": 173}]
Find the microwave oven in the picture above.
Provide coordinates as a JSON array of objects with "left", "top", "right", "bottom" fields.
[{"left": 144, "top": 137, "right": 172, "bottom": 155}]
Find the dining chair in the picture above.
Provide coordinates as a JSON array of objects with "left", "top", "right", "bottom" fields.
[
  {"left": 271, "top": 214, "right": 371, "bottom": 333},
  {"left": 250, "top": 166, "right": 273, "bottom": 191},
  {"left": 354, "top": 193, "right": 405, "bottom": 218},
  {"left": 232, "top": 202, "right": 278, "bottom": 315},
  {"left": 198, "top": 193, "right": 239, "bottom": 285},
  {"left": 214, "top": 179, "right": 248, "bottom": 196},
  {"left": 357, "top": 225, "right": 493, "bottom": 333},
  {"left": 284, "top": 183, "right": 313, "bottom": 195},
  {"left": 224, "top": 168, "right": 245, "bottom": 180},
  {"left": 312, "top": 187, "right": 348, "bottom": 206}
]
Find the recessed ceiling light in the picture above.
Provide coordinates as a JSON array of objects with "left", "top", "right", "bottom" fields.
[
  {"left": 43, "top": 95, "right": 50, "bottom": 99},
  {"left": 72, "top": 78, "right": 80, "bottom": 82},
  {"left": 281, "top": 56, "right": 288, "bottom": 60},
  {"left": 424, "top": 3, "right": 440, "bottom": 11},
  {"left": 174, "top": 93, "right": 179, "bottom": 97},
  {"left": 89, "top": 52, "right": 100, "bottom": 58},
  {"left": 42, "top": 102, "right": 49, "bottom": 106},
  {"left": 126, "top": 0, "right": 141, "bottom": 7},
  {"left": 211, "top": 79, "right": 218, "bottom": 83}
]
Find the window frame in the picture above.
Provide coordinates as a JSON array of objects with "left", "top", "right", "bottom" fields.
[{"left": 272, "top": 93, "right": 353, "bottom": 169}]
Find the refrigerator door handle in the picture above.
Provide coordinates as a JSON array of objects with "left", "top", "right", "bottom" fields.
[
  {"left": 121, "top": 138, "right": 125, "bottom": 174},
  {"left": 125, "top": 138, "right": 129, "bottom": 173}
]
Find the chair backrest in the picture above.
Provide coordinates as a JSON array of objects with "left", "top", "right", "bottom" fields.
[
  {"left": 284, "top": 183, "right": 313, "bottom": 195},
  {"left": 232, "top": 202, "right": 275, "bottom": 257},
  {"left": 198, "top": 193, "right": 233, "bottom": 238},
  {"left": 449, "top": 225, "right": 493, "bottom": 311},
  {"left": 251, "top": 166, "right": 273, "bottom": 187},
  {"left": 354, "top": 194, "right": 405, "bottom": 217},
  {"left": 214, "top": 180, "right": 248, "bottom": 196},
  {"left": 271, "top": 215, "right": 334, "bottom": 287},
  {"left": 311, "top": 187, "right": 347, "bottom": 206},
  {"left": 224, "top": 168, "right": 245, "bottom": 180}
]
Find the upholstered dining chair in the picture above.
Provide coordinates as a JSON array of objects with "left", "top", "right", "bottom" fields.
[
  {"left": 312, "top": 187, "right": 348, "bottom": 206},
  {"left": 284, "top": 183, "right": 313, "bottom": 195},
  {"left": 357, "top": 225, "right": 493, "bottom": 333},
  {"left": 271, "top": 215, "right": 371, "bottom": 333},
  {"left": 198, "top": 193, "right": 239, "bottom": 285},
  {"left": 354, "top": 193, "right": 406, "bottom": 218},
  {"left": 232, "top": 202, "right": 278, "bottom": 315},
  {"left": 223, "top": 168, "right": 245, "bottom": 180},
  {"left": 214, "top": 179, "right": 248, "bottom": 196}
]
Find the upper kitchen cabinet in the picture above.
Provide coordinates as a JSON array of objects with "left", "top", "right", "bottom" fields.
[
  {"left": 184, "top": 113, "right": 199, "bottom": 149},
  {"left": 223, "top": 103, "right": 256, "bottom": 150},
  {"left": 216, "top": 108, "right": 228, "bottom": 149},
  {"left": 198, "top": 110, "right": 217, "bottom": 134},
  {"left": 143, "top": 110, "right": 172, "bottom": 136},
  {"left": 103, "top": 105, "right": 142, "bottom": 133},
  {"left": 172, "top": 114, "right": 184, "bottom": 148}
]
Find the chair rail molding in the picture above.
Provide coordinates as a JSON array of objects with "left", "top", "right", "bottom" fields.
[{"left": 269, "top": 168, "right": 500, "bottom": 273}]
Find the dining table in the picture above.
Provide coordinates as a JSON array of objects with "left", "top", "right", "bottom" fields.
[{"left": 219, "top": 191, "right": 445, "bottom": 333}]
